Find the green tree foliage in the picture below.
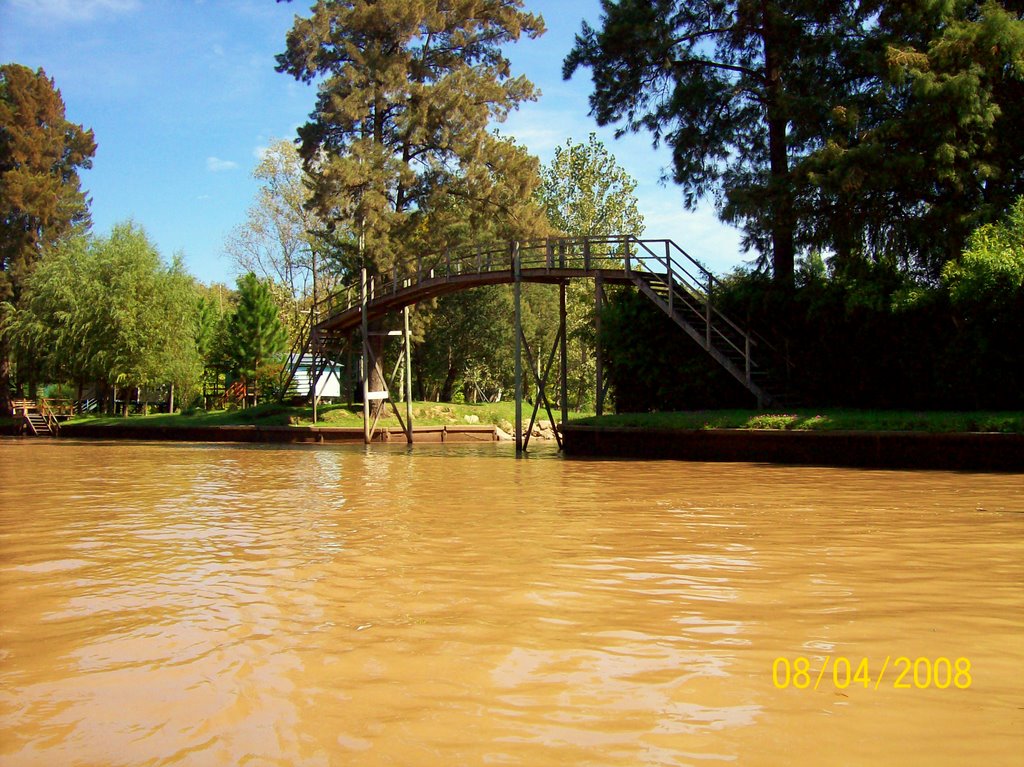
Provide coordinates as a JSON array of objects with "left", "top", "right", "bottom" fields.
[
  {"left": 540, "top": 133, "right": 644, "bottom": 238},
  {"left": 7, "top": 234, "right": 91, "bottom": 390},
  {"left": 192, "top": 283, "right": 234, "bottom": 406},
  {"left": 223, "top": 273, "right": 288, "bottom": 406},
  {"left": 566, "top": 2, "right": 1024, "bottom": 283},
  {"left": 195, "top": 287, "right": 231, "bottom": 366},
  {"left": 1, "top": 64, "right": 95, "bottom": 408},
  {"left": 413, "top": 286, "right": 514, "bottom": 401},
  {"left": 276, "top": 0, "right": 549, "bottom": 275},
  {"left": 564, "top": 0, "right": 856, "bottom": 284},
  {"left": 938, "top": 197, "right": 1024, "bottom": 403},
  {"left": 224, "top": 139, "right": 331, "bottom": 340},
  {"left": 10, "top": 223, "right": 204, "bottom": 411},
  {"left": 943, "top": 196, "right": 1024, "bottom": 308},
  {"left": 801, "top": 1, "right": 1024, "bottom": 276},
  {"left": 537, "top": 134, "right": 644, "bottom": 408},
  {"left": 158, "top": 259, "right": 207, "bottom": 409}
]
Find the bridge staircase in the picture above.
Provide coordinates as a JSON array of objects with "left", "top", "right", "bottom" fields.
[
  {"left": 280, "top": 313, "right": 349, "bottom": 402},
  {"left": 624, "top": 239, "right": 782, "bottom": 407}
]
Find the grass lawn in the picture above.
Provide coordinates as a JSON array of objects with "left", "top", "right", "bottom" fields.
[
  {"left": 60, "top": 404, "right": 1024, "bottom": 434},
  {"left": 573, "top": 409, "right": 1024, "bottom": 433},
  {"left": 64, "top": 400, "right": 587, "bottom": 432}
]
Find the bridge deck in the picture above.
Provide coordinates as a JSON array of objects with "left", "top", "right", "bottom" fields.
[
  {"left": 284, "top": 236, "right": 780, "bottom": 431},
  {"left": 317, "top": 267, "right": 635, "bottom": 335}
]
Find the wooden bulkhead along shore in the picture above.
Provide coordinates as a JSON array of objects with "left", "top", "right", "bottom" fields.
[{"left": 56, "top": 423, "right": 499, "bottom": 444}]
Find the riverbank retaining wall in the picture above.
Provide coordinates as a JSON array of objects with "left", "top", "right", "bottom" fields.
[{"left": 561, "top": 425, "right": 1024, "bottom": 471}]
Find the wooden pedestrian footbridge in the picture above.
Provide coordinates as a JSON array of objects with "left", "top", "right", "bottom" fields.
[{"left": 282, "top": 235, "right": 783, "bottom": 451}]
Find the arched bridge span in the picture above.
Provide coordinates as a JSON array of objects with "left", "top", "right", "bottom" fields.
[{"left": 283, "top": 235, "right": 781, "bottom": 449}]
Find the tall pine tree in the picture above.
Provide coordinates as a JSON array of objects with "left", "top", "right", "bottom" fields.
[
  {"left": 276, "top": 0, "right": 548, "bottom": 275},
  {"left": 566, "top": 2, "right": 1024, "bottom": 282},
  {"left": 224, "top": 273, "right": 288, "bottom": 407},
  {"left": 564, "top": 0, "right": 857, "bottom": 285},
  {"left": 276, "top": 0, "right": 550, "bottom": 402},
  {"left": 0, "top": 64, "right": 95, "bottom": 410},
  {"left": 799, "top": 1, "right": 1024, "bottom": 277}
]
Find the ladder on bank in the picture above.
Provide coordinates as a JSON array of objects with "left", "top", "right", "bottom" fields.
[{"left": 11, "top": 399, "right": 58, "bottom": 436}]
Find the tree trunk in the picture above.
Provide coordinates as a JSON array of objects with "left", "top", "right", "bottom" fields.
[
  {"left": 412, "top": 347, "right": 427, "bottom": 401},
  {"left": 762, "top": 3, "right": 795, "bottom": 287},
  {"left": 168, "top": 382, "right": 174, "bottom": 414},
  {"left": 439, "top": 362, "right": 460, "bottom": 402},
  {"left": 0, "top": 337, "right": 11, "bottom": 416},
  {"left": 366, "top": 321, "right": 387, "bottom": 417}
]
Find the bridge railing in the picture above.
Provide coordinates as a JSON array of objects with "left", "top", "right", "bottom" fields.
[
  {"left": 307, "top": 235, "right": 767, "bottom": 362},
  {"left": 628, "top": 238, "right": 754, "bottom": 360},
  {"left": 629, "top": 237, "right": 782, "bottom": 386},
  {"left": 314, "top": 235, "right": 661, "bottom": 314}
]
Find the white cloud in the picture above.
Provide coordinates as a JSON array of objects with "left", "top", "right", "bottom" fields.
[
  {"left": 10, "top": 0, "right": 138, "bottom": 22},
  {"left": 639, "top": 199, "right": 750, "bottom": 276},
  {"left": 500, "top": 101, "right": 598, "bottom": 161},
  {"left": 206, "top": 157, "right": 239, "bottom": 172}
]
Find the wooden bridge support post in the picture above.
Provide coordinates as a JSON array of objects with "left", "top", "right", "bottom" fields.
[
  {"left": 345, "top": 337, "right": 353, "bottom": 408},
  {"left": 310, "top": 326, "right": 319, "bottom": 425},
  {"left": 595, "top": 273, "right": 605, "bottom": 417},
  {"left": 361, "top": 267, "right": 371, "bottom": 444},
  {"left": 513, "top": 241, "right": 523, "bottom": 454},
  {"left": 311, "top": 237, "right": 319, "bottom": 424},
  {"left": 559, "top": 281, "right": 568, "bottom": 430},
  {"left": 403, "top": 305, "right": 414, "bottom": 443}
]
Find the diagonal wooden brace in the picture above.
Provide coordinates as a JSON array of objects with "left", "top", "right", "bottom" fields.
[{"left": 519, "top": 324, "right": 564, "bottom": 450}]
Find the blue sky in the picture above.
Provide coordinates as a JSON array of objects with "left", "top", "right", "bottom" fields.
[{"left": 1, "top": 0, "right": 746, "bottom": 286}]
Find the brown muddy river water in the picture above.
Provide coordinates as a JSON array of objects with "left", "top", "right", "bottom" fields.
[{"left": 1, "top": 439, "right": 1022, "bottom": 766}]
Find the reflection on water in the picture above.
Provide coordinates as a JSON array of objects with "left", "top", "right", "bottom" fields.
[{"left": 1, "top": 439, "right": 1022, "bottom": 766}]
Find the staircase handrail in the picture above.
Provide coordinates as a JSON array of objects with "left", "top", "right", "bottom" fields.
[
  {"left": 662, "top": 238, "right": 780, "bottom": 355},
  {"left": 626, "top": 236, "right": 779, "bottom": 357},
  {"left": 41, "top": 397, "right": 74, "bottom": 415},
  {"left": 622, "top": 238, "right": 751, "bottom": 363},
  {"left": 625, "top": 237, "right": 749, "bottom": 340},
  {"left": 279, "top": 311, "right": 316, "bottom": 395},
  {"left": 37, "top": 398, "right": 60, "bottom": 434}
]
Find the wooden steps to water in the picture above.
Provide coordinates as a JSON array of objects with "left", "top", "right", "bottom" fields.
[{"left": 10, "top": 398, "right": 59, "bottom": 436}]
